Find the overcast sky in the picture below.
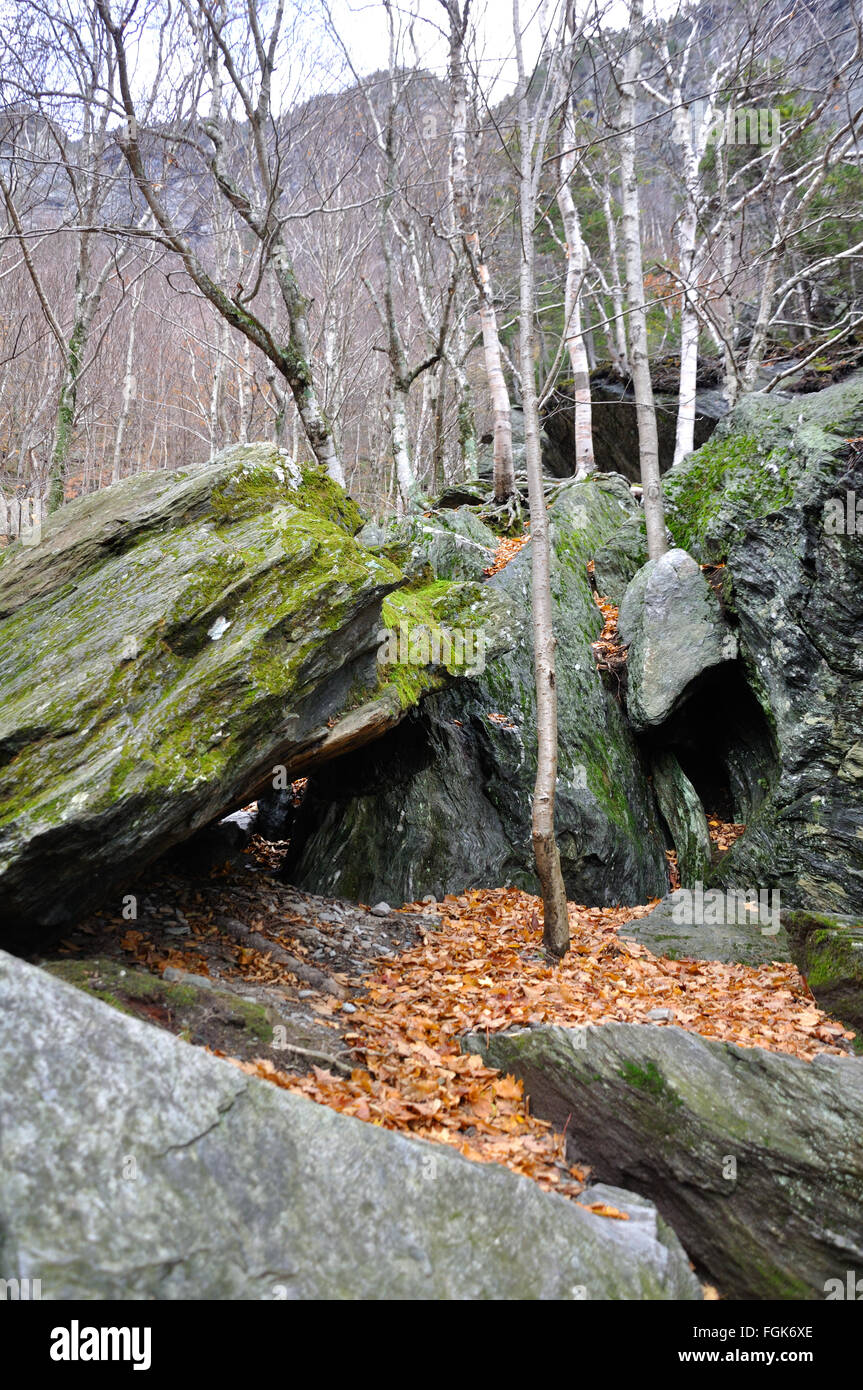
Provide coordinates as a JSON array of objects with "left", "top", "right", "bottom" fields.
[{"left": 323, "top": 0, "right": 677, "bottom": 100}]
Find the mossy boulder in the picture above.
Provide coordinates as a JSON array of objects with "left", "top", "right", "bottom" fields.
[
  {"left": 784, "top": 910, "right": 863, "bottom": 1032},
  {"left": 662, "top": 375, "right": 863, "bottom": 563},
  {"left": 284, "top": 473, "right": 670, "bottom": 906},
  {"left": 465, "top": 1022, "right": 863, "bottom": 1300},
  {"left": 592, "top": 510, "right": 648, "bottom": 604},
  {"left": 691, "top": 375, "right": 863, "bottom": 912},
  {"left": 359, "top": 507, "right": 497, "bottom": 583},
  {"left": 0, "top": 446, "right": 417, "bottom": 948}
]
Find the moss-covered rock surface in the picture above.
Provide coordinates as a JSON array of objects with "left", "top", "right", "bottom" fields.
[
  {"left": 285, "top": 473, "right": 670, "bottom": 906},
  {"left": 672, "top": 376, "right": 863, "bottom": 912},
  {"left": 0, "top": 446, "right": 415, "bottom": 946},
  {"left": 784, "top": 910, "right": 863, "bottom": 1032}
]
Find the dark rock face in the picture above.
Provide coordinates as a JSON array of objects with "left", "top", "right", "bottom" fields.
[
  {"left": 663, "top": 378, "right": 863, "bottom": 913},
  {"left": 0, "top": 447, "right": 414, "bottom": 949},
  {"left": 0, "top": 951, "right": 701, "bottom": 1300},
  {"left": 255, "top": 786, "right": 296, "bottom": 841},
  {"left": 784, "top": 910, "right": 863, "bottom": 1032},
  {"left": 168, "top": 809, "right": 257, "bottom": 875},
  {"left": 286, "top": 474, "right": 670, "bottom": 907},
  {"left": 544, "top": 368, "right": 727, "bottom": 482},
  {"left": 465, "top": 1022, "right": 863, "bottom": 1300}
]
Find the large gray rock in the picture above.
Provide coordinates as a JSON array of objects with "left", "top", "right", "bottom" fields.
[
  {"left": 465, "top": 1022, "right": 863, "bottom": 1300},
  {"left": 619, "top": 548, "right": 738, "bottom": 731},
  {"left": 620, "top": 889, "right": 791, "bottom": 967},
  {"left": 359, "top": 507, "right": 498, "bottom": 583},
  {"left": 285, "top": 474, "right": 670, "bottom": 907},
  {"left": 669, "top": 377, "right": 863, "bottom": 913},
  {"left": 592, "top": 510, "right": 648, "bottom": 604},
  {"left": 0, "top": 951, "right": 701, "bottom": 1300},
  {"left": 0, "top": 447, "right": 417, "bottom": 947}
]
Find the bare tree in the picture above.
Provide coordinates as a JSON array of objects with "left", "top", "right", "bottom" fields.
[
  {"left": 0, "top": 2, "right": 147, "bottom": 509},
  {"left": 616, "top": 0, "right": 666, "bottom": 559},
  {"left": 556, "top": 9, "right": 595, "bottom": 479},
  {"left": 94, "top": 0, "right": 345, "bottom": 483},
  {"left": 441, "top": 0, "right": 515, "bottom": 502},
  {"left": 513, "top": 0, "right": 570, "bottom": 958}
]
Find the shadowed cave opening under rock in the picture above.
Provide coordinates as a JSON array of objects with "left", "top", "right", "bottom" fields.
[
  {"left": 194, "top": 659, "right": 780, "bottom": 907},
  {"left": 242, "top": 664, "right": 779, "bottom": 905},
  {"left": 642, "top": 664, "right": 780, "bottom": 851}
]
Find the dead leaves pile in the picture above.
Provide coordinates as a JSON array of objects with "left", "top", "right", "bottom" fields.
[
  {"left": 483, "top": 531, "right": 530, "bottom": 577},
  {"left": 228, "top": 886, "right": 855, "bottom": 1204},
  {"left": 590, "top": 591, "right": 627, "bottom": 676},
  {"left": 707, "top": 817, "right": 747, "bottom": 853}
]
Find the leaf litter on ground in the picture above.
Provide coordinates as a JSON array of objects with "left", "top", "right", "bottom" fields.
[{"left": 223, "top": 887, "right": 855, "bottom": 1208}]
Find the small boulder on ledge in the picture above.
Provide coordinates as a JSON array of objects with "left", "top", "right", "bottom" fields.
[{"left": 618, "top": 547, "right": 738, "bottom": 731}]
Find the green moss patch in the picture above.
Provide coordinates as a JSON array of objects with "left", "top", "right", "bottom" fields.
[
  {"left": 663, "top": 432, "right": 794, "bottom": 560},
  {"left": 618, "top": 1059, "right": 682, "bottom": 1107}
]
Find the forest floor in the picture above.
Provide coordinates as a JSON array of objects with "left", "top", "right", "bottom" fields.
[{"left": 39, "top": 833, "right": 855, "bottom": 1217}]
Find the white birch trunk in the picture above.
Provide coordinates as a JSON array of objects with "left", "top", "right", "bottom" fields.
[
  {"left": 619, "top": 0, "right": 667, "bottom": 561},
  {"left": 443, "top": 1, "right": 514, "bottom": 499},
  {"left": 557, "top": 102, "right": 595, "bottom": 478},
  {"left": 111, "top": 283, "right": 141, "bottom": 483}
]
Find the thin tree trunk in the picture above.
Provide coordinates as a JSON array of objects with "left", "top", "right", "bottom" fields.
[
  {"left": 443, "top": 0, "right": 514, "bottom": 501},
  {"left": 599, "top": 167, "right": 629, "bottom": 372},
  {"left": 514, "top": 0, "right": 569, "bottom": 959},
  {"left": 112, "top": 282, "right": 141, "bottom": 483},
  {"left": 619, "top": 0, "right": 667, "bottom": 560},
  {"left": 557, "top": 101, "right": 595, "bottom": 479},
  {"left": 208, "top": 317, "right": 228, "bottom": 460},
  {"left": 432, "top": 360, "right": 447, "bottom": 492},
  {"left": 673, "top": 214, "right": 701, "bottom": 468},
  {"left": 454, "top": 309, "right": 478, "bottom": 478},
  {"left": 475, "top": 255, "right": 516, "bottom": 501},
  {"left": 237, "top": 334, "right": 252, "bottom": 443},
  {"left": 47, "top": 303, "right": 88, "bottom": 512},
  {"left": 392, "top": 385, "right": 423, "bottom": 510}
]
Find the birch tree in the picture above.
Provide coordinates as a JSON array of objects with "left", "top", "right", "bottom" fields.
[
  {"left": 616, "top": 0, "right": 666, "bottom": 560},
  {"left": 639, "top": 23, "right": 733, "bottom": 466},
  {"left": 440, "top": 0, "right": 515, "bottom": 502},
  {"left": 337, "top": 0, "right": 449, "bottom": 509},
  {"left": 556, "top": 14, "right": 594, "bottom": 479}
]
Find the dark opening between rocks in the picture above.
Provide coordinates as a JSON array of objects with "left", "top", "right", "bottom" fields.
[{"left": 644, "top": 663, "right": 779, "bottom": 831}]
